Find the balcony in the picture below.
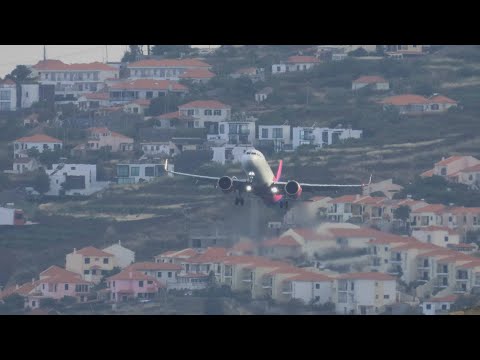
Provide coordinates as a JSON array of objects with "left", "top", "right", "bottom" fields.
[
  {"left": 417, "top": 261, "right": 430, "bottom": 270},
  {"left": 454, "top": 283, "right": 468, "bottom": 293}
]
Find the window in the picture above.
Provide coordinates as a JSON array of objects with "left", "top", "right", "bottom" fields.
[
  {"left": 431, "top": 104, "right": 439, "bottom": 111},
  {"left": 384, "top": 259, "right": 388, "bottom": 264},
  {"left": 261, "top": 128, "right": 268, "bottom": 138},
  {"left": 65, "top": 284, "right": 69, "bottom": 291},
  {"left": 168, "top": 272, "right": 172, "bottom": 278},
  {"left": 441, "top": 304, "right": 447, "bottom": 310},
  {"left": 145, "top": 167, "right": 154, "bottom": 177},
  {"left": 156, "top": 145, "right": 160, "bottom": 150},
  {"left": 375, "top": 282, "right": 379, "bottom": 286},
  {"left": 43, "top": 144, "right": 49, "bottom": 150},
  {"left": 187, "top": 109, "right": 194, "bottom": 116},
  {"left": 92, "top": 270, "right": 97, "bottom": 275},
  {"left": 71, "top": 167, "right": 76, "bottom": 170},
  {"left": 441, "top": 168, "right": 447, "bottom": 176},
  {"left": 214, "top": 110, "right": 222, "bottom": 116},
  {"left": 315, "top": 283, "right": 320, "bottom": 289},
  {"left": 113, "top": 281, "right": 115, "bottom": 287},
  {"left": 449, "top": 216, "right": 452, "bottom": 222},
  {"left": 426, "top": 304, "right": 431, "bottom": 310},
  {"left": 384, "top": 294, "right": 390, "bottom": 299},
  {"left": 103, "top": 258, "right": 109, "bottom": 264},
  {"left": 272, "top": 128, "right": 283, "bottom": 139},
  {"left": 170, "top": 120, "right": 175, "bottom": 127},
  {"left": 84, "top": 270, "right": 90, "bottom": 275},
  {"left": 84, "top": 258, "right": 90, "bottom": 264},
  {"left": 147, "top": 280, "right": 153, "bottom": 285},
  {"left": 427, "top": 235, "right": 431, "bottom": 243},
  {"left": 384, "top": 247, "right": 388, "bottom": 251},
  {"left": 469, "top": 174, "right": 473, "bottom": 181},
  {"left": 117, "top": 165, "right": 129, "bottom": 177},
  {"left": 146, "top": 91, "right": 153, "bottom": 99},
  {"left": 277, "top": 66, "right": 281, "bottom": 72},
  {"left": 32, "top": 301, "right": 36, "bottom": 307},
  {"left": 157, "top": 272, "right": 162, "bottom": 278},
  {"left": 219, "top": 124, "right": 225, "bottom": 134},
  {"left": 130, "top": 167, "right": 140, "bottom": 176},
  {"left": 444, "top": 236, "right": 449, "bottom": 242},
  {"left": 195, "top": 121, "right": 200, "bottom": 127},
  {"left": 139, "top": 281, "right": 144, "bottom": 287}
]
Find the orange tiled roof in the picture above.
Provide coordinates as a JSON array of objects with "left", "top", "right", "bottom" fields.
[
  {"left": 353, "top": 76, "right": 387, "bottom": 84},
  {"left": 262, "top": 236, "right": 301, "bottom": 247},
  {"left": 287, "top": 271, "right": 331, "bottom": 282},
  {"left": 435, "top": 156, "right": 465, "bottom": 166},
  {"left": 75, "top": 246, "right": 114, "bottom": 257},
  {"left": 429, "top": 95, "right": 457, "bottom": 104},
  {"left": 337, "top": 272, "right": 395, "bottom": 281},
  {"left": 33, "top": 59, "right": 117, "bottom": 71},
  {"left": 188, "top": 247, "right": 229, "bottom": 263},
  {"left": 412, "top": 204, "right": 446, "bottom": 214},
  {"left": 179, "top": 68, "right": 215, "bottom": 79},
  {"left": 286, "top": 56, "right": 320, "bottom": 64},
  {"left": 420, "top": 169, "right": 434, "bottom": 177},
  {"left": 460, "top": 164, "right": 480, "bottom": 173},
  {"left": 179, "top": 100, "right": 230, "bottom": 109},
  {"left": 428, "top": 295, "right": 458, "bottom": 303},
  {"left": 15, "top": 134, "right": 62, "bottom": 143},
  {"left": 381, "top": 94, "right": 430, "bottom": 106}
]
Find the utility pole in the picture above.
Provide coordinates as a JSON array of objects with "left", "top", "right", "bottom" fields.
[
  {"left": 43, "top": 45, "right": 47, "bottom": 61},
  {"left": 105, "top": 45, "right": 109, "bottom": 63},
  {"left": 147, "top": 45, "right": 151, "bottom": 56}
]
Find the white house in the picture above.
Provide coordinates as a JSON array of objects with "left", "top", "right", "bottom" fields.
[
  {"left": 127, "top": 58, "right": 212, "bottom": 81},
  {"left": 77, "top": 92, "right": 110, "bottom": 110},
  {"left": 124, "top": 262, "right": 183, "bottom": 288},
  {"left": 255, "top": 87, "right": 273, "bottom": 102},
  {"left": 352, "top": 76, "right": 389, "bottom": 91},
  {"left": 46, "top": 164, "right": 109, "bottom": 196},
  {"left": 32, "top": 59, "right": 119, "bottom": 102},
  {"left": 140, "top": 142, "right": 174, "bottom": 157},
  {"left": 412, "top": 226, "right": 461, "bottom": 248},
  {"left": 109, "top": 79, "right": 188, "bottom": 104},
  {"left": 11, "top": 157, "right": 40, "bottom": 174},
  {"left": 103, "top": 241, "right": 135, "bottom": 269},
  {"left": 212, "top": 145, "right": 254, "bottom": 165},
  {"left": 292, "top": 127, "right": 362, "bottom": 150},
  {"left": 288, "top": 272, "right": 333, "bottom": 305},
  {"left": 0, "top": 79, "right": 17, "bottom": 111},
  {"left": 421, "top": 294, "right": 457, "bottom": 315},
  {"left": 211, "top": 120, "right": 256, "bottom": 146},
  {"left": 334, "top": 272, "right": 397, "bottom": 315},
  {"left": 258, "top": 125, "right": 291, "bottom": 152},
  {"left": 87, "top": 127, "right": 134, "bottom": 152},
  {"left": 13, "top": 134, "right": 63, "bottom": 159},
  {"left": 178, "top": 100, "right": 231, "bottom": 132},
  {"left": 272, "top": 56, "right": 320, "bottom": 75},
  {"left": 19, "top": 83, "right": 40, "bottom": 109},
  {"left": 116, "top": 163, "right": 165, "bottom": 184},
  {"left": 122, "top": 99, "right": 151, "bottom": 116}
]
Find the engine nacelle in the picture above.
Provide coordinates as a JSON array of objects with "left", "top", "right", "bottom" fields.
[
  {"left": 285, "top": 180, "right": 302, "bottom": 198},
  {"left": 218, "top": 176, "right": 234, "bottom": 193}
]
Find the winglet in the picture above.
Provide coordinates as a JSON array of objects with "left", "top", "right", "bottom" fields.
[{"left": 274, "top": 160, "right": 283, "bottom": 182}]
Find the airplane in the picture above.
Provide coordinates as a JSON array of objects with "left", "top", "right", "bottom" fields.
[{"left": 164, "top": 149, "right": 371, "bottom": 208}]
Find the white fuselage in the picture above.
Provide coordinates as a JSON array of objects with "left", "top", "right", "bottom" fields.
[{"left": 240, "top": 150, "right": 275, "bottom": 187}]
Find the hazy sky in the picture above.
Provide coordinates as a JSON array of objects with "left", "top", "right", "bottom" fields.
[{"left": 0, "top": 45, "right": 217, "bottom": 77}]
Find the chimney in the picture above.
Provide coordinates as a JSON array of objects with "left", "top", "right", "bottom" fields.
[
  {"left": 118, "top": 240, "right": 121, "bottom": 246},
  {"left": 73, "top": 248, "right": 77, "bottom": 254},
  {"left": 15, "top": 284, "right": 19, "bottom": 290},
  {"left": 129, "top": 272, "right": 132, "bottom": 279},
  {"left": 442, "top": 156, "right": 445, "bottom": 161}
]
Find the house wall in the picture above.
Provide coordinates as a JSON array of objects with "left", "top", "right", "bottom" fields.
[
  {"left": 20, "top": 84, "right": 40, "bottom": 108},
  {"left": 292, "top": 280, "right": 333, "bottom": 304},
  {"left": 0, "top": 85, "right": 17, "bottom": 111},
  {"left": 14, "top": 141, "right": 62, "bottom": 157},
  {"left": 102, "top": 244, "right": 135, "bottom": 269}
]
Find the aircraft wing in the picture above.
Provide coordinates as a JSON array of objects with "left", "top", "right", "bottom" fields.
[
  {"left": 273, "top": 175, "right": 372, "bottom": 193},
  {"left": 163, "top": 160, "right": 247, "bottom": 184}
]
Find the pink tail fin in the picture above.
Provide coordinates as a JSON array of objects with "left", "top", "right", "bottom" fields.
[{"left": 274, "top": 160, "right": 283, "bottom": 182}]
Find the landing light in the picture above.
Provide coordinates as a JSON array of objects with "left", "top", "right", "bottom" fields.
[
  {"left": 271, "top": 187, "right": 279, "bottom": 194},
  {"left": 246, "top": 185, "right": 252, "bottom": 192}
]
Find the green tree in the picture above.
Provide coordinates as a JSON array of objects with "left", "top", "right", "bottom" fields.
[
  {"left": 6, "top": 65, "right": 33, "bottom": 83},
  {"left": 348, "top": 47, "right": 369, "bottom": 57},
  {"left": 38, "top": 148, "right": 65, "bottom": 168},
  {"left": 0, "top": 294, "right": 25, "bottom": 314},
  {"left": 32, "top": 168, "right": 50, "bottom": 194},
  {"left": 394, "top": 205, "right": 411, "bottom": 232},
  {"left": 0, "top": 173, "right": 12, "bottom": 191},
  {"left": 121, "top": 45, "right": 144, "bottom": 62},
  {"left": 151, "top": 45, "right": 194, "bottom": 58},
  {"left": 146, "top": 94, "right": 182, "bottom": 116},
  {"left": 27, "top": 147, "right": 41, "bottom": 159}
]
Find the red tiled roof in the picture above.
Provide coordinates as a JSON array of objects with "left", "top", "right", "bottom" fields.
[
  {"left": 188, "top": 247, "right": 229, "bottom": 263},
  {"left": 83, "top": 92, "right": 109, "bottom": 100},
  {"left": 292, "top": 228, "right": 321, "bottom": 240},
  {"left": 33, "top": 59, "right": 117, "bottom": 72},
  {"left": 286, "top": 56, "right": 320, "bottom": 64},
  {"left": 128, "top": 59, "right": 211, "bottom": 68},
  {"left": 157, "top": 111, "right": 181, "bottom": 119},
  {"left": 179, "top": 68, "right": 215, "bottom": 79},
  {"left": 329, "top": 228, "right": 384, "bottom": 238},
  {"left": 353, "top": 76, "right": 387, "bottom": 84},
  {"left": 75, "top": 246, "right": 114, "bottom": 257},
  {"left": 40, "top": 265, "right": 81, "bottom": 279},
  {"left": 420, "top": 169, "right": 434, "bottom": 177},
  {"left": 40, "top": 273, "right": 91, "bottom": 285},
  {"left": 328, "top": 195, "right": 358, "bottom": 204},
  {"left": 15, "top": 134, "right": 62, "bottom": 143},
  {"left": 231, "top": 241, "right": 256, "bottom": 252},
  {"left": 429, "top": 95, "right": 457, "bottom": 104},
  {"left": 457, "top": 260, "right": 480, "bottom": 269},
  {"left": 262, "top": 236, "right": 301, "bottom": 247},
  {"left": 391, "top": 241, "right": 439, "bottom": 251},
  {"left": 0, "top": 78, "right": 16, "bottom": 85},
  {"left": 234, "top": 67, "right": 257, "bottom": 75},
  {"left": 460, "top": 164, "right": 480, "bottom": 173},
  {"left": 428, "top": 295, "right": 458, "bottom": 303},
  {"left": 108, "top": 270, "right": 158, "bottom": 282},
  {"left": 179, "top": 100, "right": 230, "bottom": 109},
  {"left": 449, "top": 207, "right": 480, "bottom": 215},
  {"left": 338, "top": 272, "right": 396, "bottom": 281},
  {"left": 287, "top": 271, "right": 331, "bottom": 282},
  {"left": 110, "top": 79, "right": 188, "bottom": 91},
  {"left": 126, "top": 262, "right": 182, "bottom": 271},
  {"left": 354, "top": 196, "right": 387, "bottom": 205},
  {"left": 412, "top": 204, "right": 446, "bottom": 214},
  {"left": 435, "top": 156, "right": 465, "bottom": 166},
  {"left": 381, "top": 94, "right": 430, "bottom": 106}
]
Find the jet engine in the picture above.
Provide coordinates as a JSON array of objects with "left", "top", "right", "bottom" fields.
[
  {"left": 285, "top": 180, "right": 302, "bottom": 198},
  {"left": 218, "top": 176, "right": 234, "bottom": 193}
]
